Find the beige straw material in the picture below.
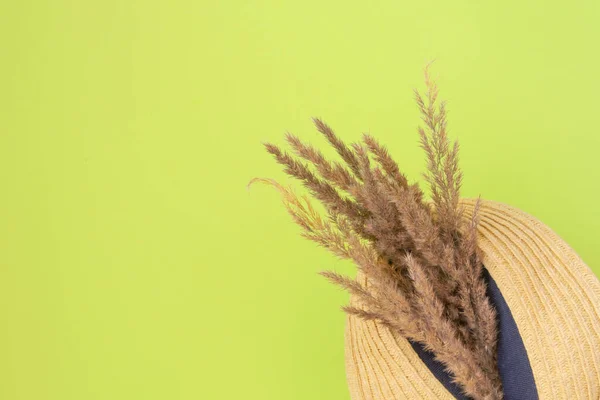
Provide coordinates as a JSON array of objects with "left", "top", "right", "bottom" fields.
[{"left": 345, "top": 198, "right": 600, "bottom": 399}]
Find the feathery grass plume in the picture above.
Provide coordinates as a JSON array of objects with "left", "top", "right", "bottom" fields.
[
  {"left": 248, "top": 64, "right": 503, "bottom": 399},
  {"left": 312, "top": 118, "right": 363, "bottom": 179},
  {"left": 362, "top": 133, "right": 409, "bottom": 189},
  {"left": 261, "top": 143, "right": 366, "bottom": 224},
  {"left": 414, "top": 62, "right": 464, "bottom": 247},
  {"left": 247, "top": 177, "right": 418, "bottom": 335},
  {"left": 414, "top": 63, "right": 500, "bottom": 380},
  {"left": 284, "top": 132, "right": 358, "bottom": 193}
]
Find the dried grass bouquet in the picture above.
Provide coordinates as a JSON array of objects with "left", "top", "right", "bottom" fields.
[{"left": 248, "top": 64, "right": 503, "bottom": 400}]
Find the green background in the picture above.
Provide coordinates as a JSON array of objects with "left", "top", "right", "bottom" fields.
[{"left": 1, "top": 1, "right": 599, "bottom": 399}]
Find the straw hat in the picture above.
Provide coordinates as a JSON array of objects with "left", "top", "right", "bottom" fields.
[{"left": 345, "top": 198, "right": 600, "bottom": 399}]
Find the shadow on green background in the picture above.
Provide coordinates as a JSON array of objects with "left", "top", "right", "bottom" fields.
[{"left": 1, "top": 1, "right": 599, "bottom": 399}]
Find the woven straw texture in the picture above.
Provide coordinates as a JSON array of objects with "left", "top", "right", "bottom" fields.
[{"left": 345, "top": 198, "right": 600, "bottom": 399}]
